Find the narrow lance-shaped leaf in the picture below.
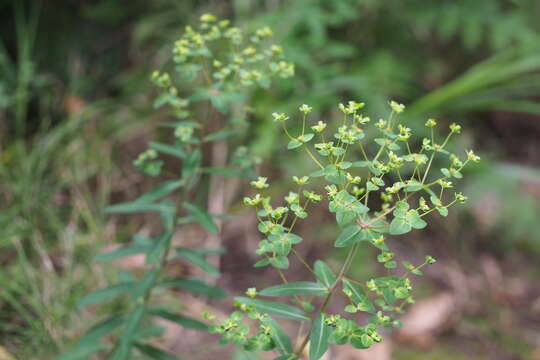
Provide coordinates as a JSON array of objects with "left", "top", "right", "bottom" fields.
[
  {"left": 149, "top": 307, "right": 208, "bottom": 331},
  {"left": 235, "top": 297, "right": 309, "bottom": 321},
  {"left": 314, "top": 260, "right": 337, "bottom": 288},
  {"left": 264, "top": 317, "right": 293, "bottom": 355},
  {"left": 134, "top": 343, "right": 177, "bottom": 360},
  {"left": 260, "top": 282, "right": 328, "bottom": 297},
  {"left": 309, "top": 314, "right": 332, "bottom": 360},
  {"left": 159, "top": 278, "right": 227, "bottom": 299},
  {"left": 145, "top": 232, "right": 172, "bottom": 265},
  {"left": 176, "top": 247, "right": 220, "bottom": 276},
  {"left": 136, "top": 180, "right": 183, "bottom": 203},
  {"left": 112, "top": 305, "right": 146, "bottom": 360},
  {"left": 94, "top": 244, "right": 148, "bottom": 262},
  {"left": 183, "top": 202, "right": 218, "bottom": 234},
  {"left": 149, "top": 141, "right": 186, "bottom": 159},
  {"left": 77, "top": 282, "right": 135, "bottom": 308}
]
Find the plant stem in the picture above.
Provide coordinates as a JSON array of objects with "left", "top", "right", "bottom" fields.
[{"left": 294, "top": 243, "right": 359, "bottom": 357}]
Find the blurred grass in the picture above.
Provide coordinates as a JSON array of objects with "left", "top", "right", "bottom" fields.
[{"left": 1, "top": 0, "right": 540, "bottom": 358}]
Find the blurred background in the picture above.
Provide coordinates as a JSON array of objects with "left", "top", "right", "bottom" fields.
[{"left": 1, "top": 0, "right": 540, "bottom": 359}]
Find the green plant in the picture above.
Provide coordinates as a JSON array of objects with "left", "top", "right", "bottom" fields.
[
  {"left": 211, "top": 101, "right": 479, "bottom": 358},
  {"left": 61, "top": 14, "right": 293, "bottom": 360}
]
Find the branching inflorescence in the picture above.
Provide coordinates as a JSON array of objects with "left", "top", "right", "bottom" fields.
[{"left": 211, "top": 101, "right": 479, "bottom": 359}]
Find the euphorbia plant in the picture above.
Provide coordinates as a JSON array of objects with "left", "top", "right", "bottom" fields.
[
  {"left": 211, "top": 101, "right": 479, "bottom": 359},
  {"left": 62, "top": 14, "right": 293, "bottom": 360}
]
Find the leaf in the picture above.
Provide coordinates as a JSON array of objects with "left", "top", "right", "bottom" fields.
[
  {"left": 235, "top": 297, "right": 309, "bottom": 321},
  {"left": 94, "top": 244, "right": 148, "bottom": 262},
  {"left": 149, "top": 307, "right": 208, "bottom": 331},
  {"left": 200, "top": 167, "right": 250, "bottom": 178},
  {"left": 314, "top": 260, "right": 336, "bottom": 288},
  {"left": 159, "top": 278, "right": 227, "bottom": 298},
  {"left": 132, "top": 325, "right": 165, "bottom": 341},
  {"left": 136, "top": 180, "right": 183, "bottom": 203},
  {"left": 134, "top": 343, "right": 177, "bottom": 360},
  {"left": 264, "top": 317, "right": 293, "bottom": 355},
  {"left": 203, "top": 129, "right": 239, "bottom": 142},
  {"left": 105, "top": 202, "right": 174, "bottom": 214},
  {"left": 145, "top": 232, "right": 173, "bottom": 265},
  {"left": 260, "top": 282, "right": 328, "bottom": 297},
  {"left": 184, "top": 202, "right": 218, "bottom": 234},
  {"left": 78, "top": 315, "right": 125, "bottom": 344},
  {"left": 112, "top": 305, "right": 147, "bottom": 360},
  {"left": 149, "top": 141, "right": 186, "bottom": 159},
  {"left": 287, "top": 138, "right": 303, "bottom": 149},
  {"left": 335, "top": 225, "right": 362, "bottom": 247},
  {"left": 389, "top": 218, "right": 412, "bottom": 235},
  {"left": 309, "top": 314, "right": 331, "bottom": 360},
  {"left": 133, "top": 267, "right": 160, "bottom": 299},
  {"left": 343, "top": 280, "right": 375, "bottom": 313},
  {"left": 57, "top": 343, "right": 105, "bottom": 360},
  {"left": 269, "top": 256, "right": 289, "bottom": 269},
  {"left": 77, "top": 282, "right": 135, "bottom": 308},
  {"left": 176, "top": 248, "right": 219, "bottom": 275}
]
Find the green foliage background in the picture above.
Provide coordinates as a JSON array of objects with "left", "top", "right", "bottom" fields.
[{"left": 1, "top": 0, "right": 539, "bottom": 359}]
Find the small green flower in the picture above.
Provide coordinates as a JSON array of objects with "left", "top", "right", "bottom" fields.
[
  {"left": 200, "top": 13, "right": 217, "bottom": 22},
  {"left": 449, "top": 123, "right": 462, "bottom": 133},
  {"left": 466, "top": 149, "right": 481, "bottom": 162},
  {"left": 425, "top": 255, "right": 437, "bottom": 264},
  {"left": 299, "top": 104, "right": 313, "bottom": 114},
  {"left": 312, "top": 121, "right": 327, "bottom": 132},
  {"left": 455, "top": 192, "right": 468, "bottom": 203},
  {"left": 390, "top": 100, "right": 405, "bottom": 113},
  {"left": 303, "top": 190, "right": 322, "bottom": 203},
  {"left": 250, "top": 177, "right": 269, "bottom": 189},
  {"left": 425, "top": 118, "right": 437, "bottom": 127},
  {"left": 272, "top": 112, "right": 289, "bottom": 122},
  {"left": 292, "top": 176, "right": 309, "bottom": 185}
]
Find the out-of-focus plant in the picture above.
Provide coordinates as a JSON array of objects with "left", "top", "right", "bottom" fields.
[
  {"left": 211, "top": 101, "right": 479, "bottom": 358},
  {"left": 61, "top": 14, "right": 293, "bottom": 360}
]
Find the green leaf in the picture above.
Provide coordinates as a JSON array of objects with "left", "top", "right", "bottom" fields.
[
  {"left": 94, "top": 244, "right": 148, "bottom": 262},
  {"left": 314, "top": 260, "right": 336, "bottom": 288},
  {"left": 335, "top": 225, "right": 362, "bottom": 247},
  {"left": 77, "top": 282, "right": 135, "bottom": 308},
  {"left": 309, "top": 314, "right": 331, "bottom": 360},
  {"left": 149, "top": 307, "right": 208, "bottom": 331},
  {"left": 235, "top": 297, "right": 309, "bottom": 321},
  {"left": 437, "top": 207, "right": 449, "bottom": 217},
  {"left": 132, "top": 325, "right": 165, "bottom": 341},
  {"left": 105, "top": 202, "right": 174, "bottom": 214},
  {"left": 149, "top": 141, "right": 186, "bottom": 159},
  {"left": 134, "top": 343, "right": 177, "bottom": 360},
  {"left": 405, "top": 180, "right": 423, "bottom": 192},
  {"left": 184, "top": 202, "right": 218, "bottom": 234},
  {"left": 342, "top": 280, "right": 375, "bottom": 313},
  {"left": 200, "top": 167, "right": 250, "bottom": 178},
  {"left": 203, "top": 129, "right": 239, "bottom": 142},
  {"left": 264, "top": 317, "right": 293, "bottom": 355},
  {"left": 260, "top": 282, "right": 328, "bottom": 297},
  {"left": 133, "top": 267, "right": 160, "bottom": 299},
  {"left": 389, "top": 218, "right": 411, "bottom": 235},
  {"left": 146, "top": 232, "right": 172, "bottom": 265},
  {"left": 136, "top": 180, "right": 183, "bottom": 203},
  {"left": 269, "top": 256, "right": 289, "bottom": 269},
  {"left": 57, "top": 343, "right": 105, "bottom": 360},
  {"left": 159, "top": 278, "right": 227, "bottom": 298},
  {"left": 287, "top": 138, "right": 303, "bottom": 149},
  {"left": 112, "top": 305, "right": 147, "bottom": 360},
  {"left": 176, "top": 248, "right": 219, "bottom": 275},
  {"left": 79, "top": 315, "right": 125, "bottom": 344}
]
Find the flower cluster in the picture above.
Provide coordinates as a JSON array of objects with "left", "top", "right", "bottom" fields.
[{"left": 213, "top": 100, "right": 479, "bottom": 358}]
